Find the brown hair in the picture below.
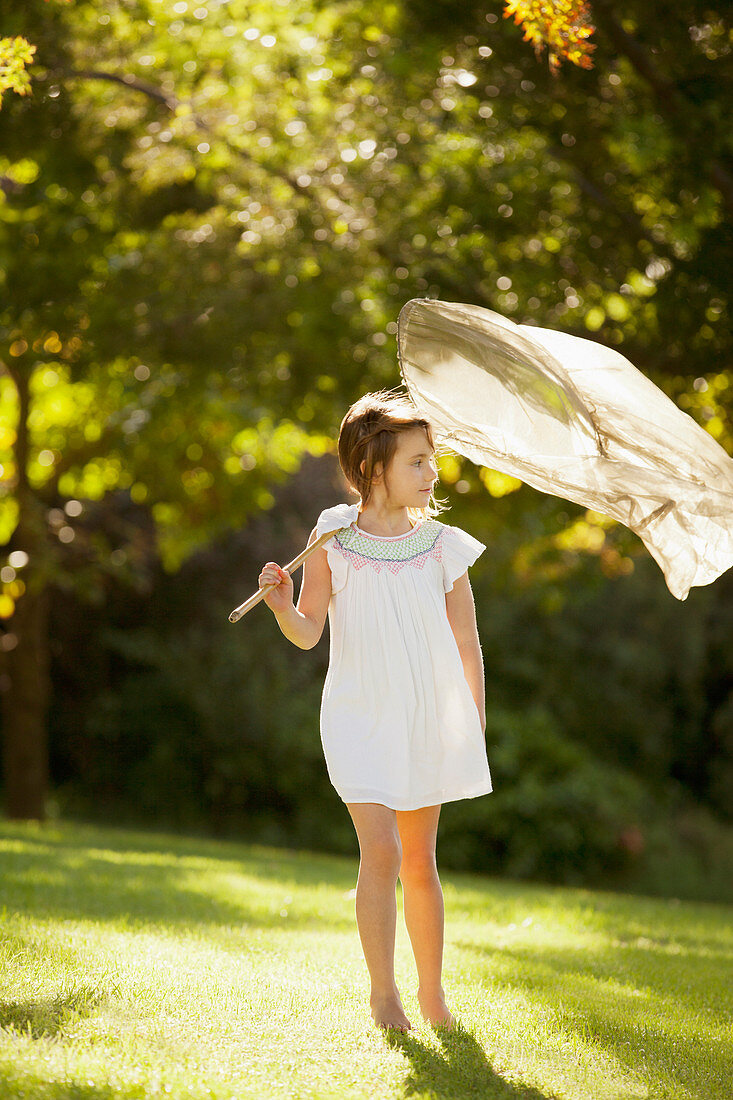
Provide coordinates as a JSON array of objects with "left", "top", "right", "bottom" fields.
[{"left": 338, "top": 388, "right": 445, "bottom": 519}]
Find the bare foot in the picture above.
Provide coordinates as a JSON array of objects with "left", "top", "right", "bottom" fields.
[
  {"left": 417, "top": 988, "right": 455, "bottom": 1030},
  {"left": 370, "top": 994, "right": 412, "bottom": 1032}
]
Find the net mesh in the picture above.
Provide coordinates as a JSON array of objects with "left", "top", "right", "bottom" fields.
[{"left": 398, "top": 297, "right": 733, "bottom": 600}]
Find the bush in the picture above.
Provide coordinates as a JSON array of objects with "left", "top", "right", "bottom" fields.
[
  {"left": 57, "top": 606, "right": 345, "bottom": 848},
  {"left": 52, "top": 583, "right": 732, "bottom": 898},
  {"left": 439, "top": 704, "right": 650, "bottom": 885}
]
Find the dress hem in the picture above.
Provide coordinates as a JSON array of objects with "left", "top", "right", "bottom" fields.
[{"left": 334, "top": 780, "right": 493, "bottom": 811}]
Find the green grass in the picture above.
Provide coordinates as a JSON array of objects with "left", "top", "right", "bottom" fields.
[{"left": 0, "top": 821, "right": 730, "bottom": 1100}]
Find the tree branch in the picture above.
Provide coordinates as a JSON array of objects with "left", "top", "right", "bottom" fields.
[
  {"left": 54, "top": 66, "right": 421, "bottom": 290},
  {"left": 58, "top": 67, "right": 310, "bottom": 197},
  {"left": 63, "top": 68, "right": 177, "bottom": 108}
]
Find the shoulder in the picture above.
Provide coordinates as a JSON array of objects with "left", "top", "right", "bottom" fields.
[
  {"left": 434, "top": 519, "right": 484, "bottom": 548},
  {"left": 434, "top": 520, "right": 486, "bottom": 592},
  {"left": 417, "top": 518, "right": 444, "bottom": 548},
  {"left": 315, "top": 502, "right": 361, "bottom": 539}
]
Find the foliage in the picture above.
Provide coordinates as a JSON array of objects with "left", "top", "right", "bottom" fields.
[
  {"left": 0, "top": 36, "right": 35, "bottom": 108},
  {"left": 49, "top": 539, "right": 733, "bottom": 900},
  {"left": 73, "top": 614, "right": 339, "bottom": 846},
  {"left": 504, "top": 1, "right": 595, "bottom": 71},
  {"left": 440, "top": 704, "right": 648, "bottom": 883},
  {"left": 53, "top": 604, "right": 353, "bottom": 850},
  {"left": 2, "top": 0, "right": 731, "bottom": 582},
  {"left": 0, "top": 1, "right": 595, "bottom": 117},
  {"left": 1, "top": 0, "right": 731, "bottom": 830}
]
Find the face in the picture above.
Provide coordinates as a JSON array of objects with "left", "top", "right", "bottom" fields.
[{"left": 380, "top": 427, "right": 438, "bottom": 507}]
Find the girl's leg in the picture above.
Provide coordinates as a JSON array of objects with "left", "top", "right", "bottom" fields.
[
  {"left": 396, "top": 804, "right": 454, "bottom": 1028},
  {"left": 345, "top": 802, "right": 412, "bottom": 1031}
]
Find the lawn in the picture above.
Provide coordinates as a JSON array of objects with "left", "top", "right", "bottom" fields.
[{"left": 0, "top": 820, "right": 730, "bottom": 1100}]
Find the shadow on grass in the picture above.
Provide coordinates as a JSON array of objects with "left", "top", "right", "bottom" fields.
[
  {"left": 0, "top": 984, "right": 106, "bottom": 1039},
  {"left": 0, "top": 1070, "right": 143, "bottom": 1100},
  {"left": 458, "top": 941, "right": 732, "bottom": 1100},
  {"left": 385, "top": 1021, "right": 560, "bottom": 1100}
]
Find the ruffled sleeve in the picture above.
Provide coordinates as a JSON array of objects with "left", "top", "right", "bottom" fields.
[
  {"left": 315, "top": 503, "right": 361, "bottom": 595},
  {"left": 440, "top": 524, "right": 486, "bottom": 593}
]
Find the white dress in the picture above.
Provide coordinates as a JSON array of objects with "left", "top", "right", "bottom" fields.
[{"left": 316, "top": 503, "right": 493, "bottom": 811}]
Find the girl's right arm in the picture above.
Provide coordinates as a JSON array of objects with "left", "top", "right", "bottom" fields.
[{"left": 258, "top": 526, "right": 332, "bottom": 650}]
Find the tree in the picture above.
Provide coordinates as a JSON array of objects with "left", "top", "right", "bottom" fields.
[
  {"left": 1, "top": 0, "right": 730, "bottom": 819},
  {"left": 0, "top": 1, "right": 597, "bottom": 117}
]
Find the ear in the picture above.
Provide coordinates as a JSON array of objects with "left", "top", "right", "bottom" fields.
[{"left": 360, "top": 459, "right": 384, "bottom": 481}]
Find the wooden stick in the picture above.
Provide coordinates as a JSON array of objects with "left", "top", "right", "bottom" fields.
[{"left": 228, "top": 527, "right": 344, "bottom": 623}]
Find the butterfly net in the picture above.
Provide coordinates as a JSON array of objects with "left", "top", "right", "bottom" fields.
[{"left": 397, "top": 297, "right": 733, "bottom": 600}]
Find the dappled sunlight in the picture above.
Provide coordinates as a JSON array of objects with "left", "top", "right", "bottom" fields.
[
  {"left": 438, "top": 871, "right": 732, "bottom": 1097},
  {"left": 1, "top": 822, "right": 730, "bottom": 1099},
  {"left": 0, "top": 823, "right": 357, "bottom": 934},
  {"left": 1, "top": 0, "right": 732, "bottom": 1094},
  {"left": 454, "top": 930, "right": 731, "bottom": 1100}
]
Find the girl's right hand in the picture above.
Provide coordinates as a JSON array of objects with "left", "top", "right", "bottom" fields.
[{"left": 258, "top": 562, "right": 294, "bottom": 614}]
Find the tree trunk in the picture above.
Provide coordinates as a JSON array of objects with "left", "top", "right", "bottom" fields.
[
  {"left": 1, "top": 581, "right": 50, "bottom": 820},
  {"left": 1, "top": 363, "right": 51, "bottom": 820}
]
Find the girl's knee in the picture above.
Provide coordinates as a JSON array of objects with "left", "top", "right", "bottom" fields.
[
  {"left": 399, "top": 849, "right": 439, "bottom": 885},
  {"left": 360, "top": 831, "right": 402, "bottom": 877}
]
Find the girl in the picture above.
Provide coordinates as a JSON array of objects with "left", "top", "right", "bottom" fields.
[{"left": 258, "top": 389, "right": 492, "bottom": 1033}]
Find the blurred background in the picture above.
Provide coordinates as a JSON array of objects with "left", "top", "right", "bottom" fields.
[{"left": 1, "top": 0, "right": 731, "bottom": 901}]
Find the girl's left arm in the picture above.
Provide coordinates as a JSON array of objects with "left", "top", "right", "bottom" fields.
[{"left": 445, "top": 572, "right": 486, "bottom": 732}]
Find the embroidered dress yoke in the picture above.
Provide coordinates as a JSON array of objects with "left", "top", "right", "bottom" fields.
[{"left": 316, "top": 503, "right": 493, "bottom": 811}]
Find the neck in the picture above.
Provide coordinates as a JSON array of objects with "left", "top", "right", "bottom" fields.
[{"left": 357, "top": 501, "right": 416, "bottom": 537}]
